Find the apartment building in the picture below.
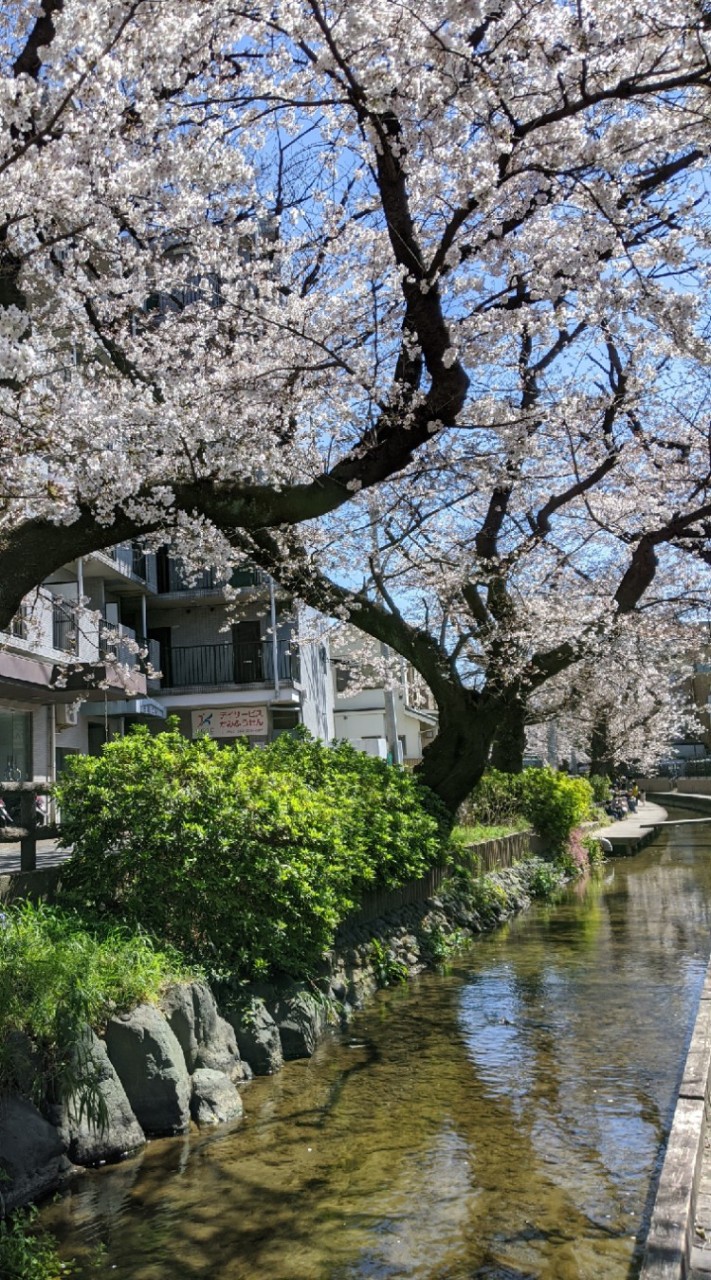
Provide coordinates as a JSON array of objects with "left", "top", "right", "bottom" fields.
[
  {"left": 0, "top": 544, "right": 335, "bottom": 783},
  {"left": 331, "top": 632, "right": 438, "bottom": 766}
]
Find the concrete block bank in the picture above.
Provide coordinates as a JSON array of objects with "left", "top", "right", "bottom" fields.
[{"left": 639, "top": 956, "right": 711, "bottom": 1280}]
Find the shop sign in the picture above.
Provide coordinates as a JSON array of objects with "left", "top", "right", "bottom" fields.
[{"left": 192, "top": 706, "right": 268, "bottom": 738}]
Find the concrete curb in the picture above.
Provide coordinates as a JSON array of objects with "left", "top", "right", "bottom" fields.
[{"left": 639, "top": 956, "right": 711, "bottom": 1279}]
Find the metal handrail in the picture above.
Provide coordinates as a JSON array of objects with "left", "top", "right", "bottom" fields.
[{"left": 161, "top": 639, "right": 293, "bottom": 688}]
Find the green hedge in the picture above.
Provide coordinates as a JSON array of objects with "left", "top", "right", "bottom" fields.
[
  {"left": 57, "top": 726, "right": 445, "bottom": 979},
  {"left": 463, "top": 767, "right": 594, "bottom": 855}
]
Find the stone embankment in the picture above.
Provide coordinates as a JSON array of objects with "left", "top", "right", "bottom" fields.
[
  {"left": 0, "top": 979, "right": 249, "bottom": 1213},
  {"left": 0, "top": 839, "right": 555, "bottom": 1214}
]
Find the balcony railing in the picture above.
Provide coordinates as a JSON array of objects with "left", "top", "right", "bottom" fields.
[
  {"left": 158, "top": 561, "right": 268, "bottom": 594},
  {"left": 99, "top": 627, "right": 162, "bottom": 680},
  {"left": 99, "top": 621, "right": 141, "bottom": 667},
  {"left": 52, "top": 601, "right": 76, "bottom": 653},
  {"left": 161, "top": 640, "right": 294, "bottom": 688}
]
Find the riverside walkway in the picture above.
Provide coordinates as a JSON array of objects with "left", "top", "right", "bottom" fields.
[
  {"left": 595, "top": 797, "right": 668, "bottom": 853},
  {"left": 0, "top": 836, "right": 71, "bottom": 873}
]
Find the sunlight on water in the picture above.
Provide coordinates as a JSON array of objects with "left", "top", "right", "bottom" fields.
[{"left": 43, "top": 820, "right": 711, "bottom": 1280}]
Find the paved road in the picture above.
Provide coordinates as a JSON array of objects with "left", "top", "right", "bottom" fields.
[{"left": 0, "top": 838, "right": 72, "bottom": 873}]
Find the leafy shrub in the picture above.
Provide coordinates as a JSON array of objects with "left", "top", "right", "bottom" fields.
[
  {"left": 519, "top": 768, "right": 594, "bottom": 855},
  {"left": 584, "top": 834, "right": 605, "bottom": 867},
  {"left": 57, "top": 725, "right": 444, "bottom": 979},
  {"left": 459, "top": 767, "right": 593, "bottom": 856},
  {"left": 588, "top": 774, "right": 612, "bottom": 806},
  {"left": 526, "top": 859, "right": 565, "bottom": 898},
  {"left": 0, "top": 1206, "right": 76, "bottom": 1279},
  {"left": 457, "top": 769, "right": 525, "bottom": 828},
  {"left": 369, "top": 939, "right": 409, "bottom": 987},
  {"left": 0, "top": 902, "right": 188, "bottom": 1115}
]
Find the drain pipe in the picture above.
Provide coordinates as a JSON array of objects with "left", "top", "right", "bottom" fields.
[
  {"left": 269, "top": 576, "right": 280, "bottom": 699},
  {"left": 76, "top": 556, "right": 84, "bottom": 656},
  {"left": 381, "top": 642, "right": 403, "bottom": 765}
]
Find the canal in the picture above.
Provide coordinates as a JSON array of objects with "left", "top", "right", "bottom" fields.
[{"left": 43, "top": 816, "right": 711, "bottom": 1279}]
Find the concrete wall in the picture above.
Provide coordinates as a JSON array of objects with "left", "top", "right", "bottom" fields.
[
  {"left": 641, "top": 778, "right": 711, "bottom": 795},
  {"left": 297, "top": 609, "right": 335, "bottom": 743}
]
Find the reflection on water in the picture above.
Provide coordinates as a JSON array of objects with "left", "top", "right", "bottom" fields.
[{"left": 43, "top": 821, "right": 711, "bottom": 1279}]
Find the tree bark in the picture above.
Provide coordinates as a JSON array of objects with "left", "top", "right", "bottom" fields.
[
  {"left": 490, "top": 698, "right": 527, "bottom": 773},
  {"left": 589, "top": 714, "right": 614, "bottom": 778},
  {"left": 414, "top": 695, "right": 498, "bottom": 817}
]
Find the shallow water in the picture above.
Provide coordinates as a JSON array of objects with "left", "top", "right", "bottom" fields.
[{"left": 43, "top": 819, "right": 711, "bottom": 1279}]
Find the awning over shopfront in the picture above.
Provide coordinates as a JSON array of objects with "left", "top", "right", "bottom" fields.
[{"left": 100, "top": 699, "right": 167, "bottom": 719}]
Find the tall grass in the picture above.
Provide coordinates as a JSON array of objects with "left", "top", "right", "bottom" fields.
[{"left": 0, "top": 902, "right": 193, "bottom": 1115}]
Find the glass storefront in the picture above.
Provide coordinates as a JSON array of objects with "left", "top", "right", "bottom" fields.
[{"left": 0, "top": 709, "right": 32, "bottom": 781}]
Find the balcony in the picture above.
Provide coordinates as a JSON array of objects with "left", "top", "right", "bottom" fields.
[
  {"left": 160, "top": 640, "right": 294, "bottom": 689},
  {"left": 96, "top": 542, "right": 157, "bottom": 590},
  {"left": 99, "top": 626, "right": 160, "bottom": 679},
  {"left": 156, "top": 559, "right": 268, "bottom": 595},
  {"left": 52, "top": 601, "right": 76, "bottom": 654}
]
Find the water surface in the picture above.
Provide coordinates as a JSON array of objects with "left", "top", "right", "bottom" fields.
[{"left": 44, "top": 819, "right": 711, "bottom": 1279}]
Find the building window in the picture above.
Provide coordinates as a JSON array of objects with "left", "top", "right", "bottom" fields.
[
  {"left": 0, "top": 710, "right": 32, "bottom": 781},
  {"left": 55, "top": 747, "right": 80, "bottom": 775},
  {"left": 52, "top": 599, "right": 76, "bottom": 653},
  {"left": 335, "top": 665, "right": 351, "bottom": 693},
  {"left": 9, "top": 606, "right": 28, "bottom": 640},
  {"left": 271, "top": 709, "right": 300, "bottom": 740}
]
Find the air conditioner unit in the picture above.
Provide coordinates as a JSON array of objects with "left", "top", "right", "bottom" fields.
[{"left": 56, "top": 703, "right": 79, "bottom": 729}]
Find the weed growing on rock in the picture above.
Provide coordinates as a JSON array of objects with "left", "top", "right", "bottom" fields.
[{"left": 369, "top": 939, "right": 409, "bottom": 988}]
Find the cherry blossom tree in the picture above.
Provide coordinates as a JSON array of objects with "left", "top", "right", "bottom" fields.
[
  {"left": 525, "top": 622, "right": 701, "bottom": 777},
  {"left": 2, "top": 1, "right": 711, "bottom": 810}
]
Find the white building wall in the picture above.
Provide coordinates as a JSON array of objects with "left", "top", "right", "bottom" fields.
[{"left": 294, "top": 607, "right": 334, "bottom": 743}]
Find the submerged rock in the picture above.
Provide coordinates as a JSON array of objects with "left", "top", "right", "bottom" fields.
[{"left": 190, "top": 1069, "right": 244, "bottom": 1127}]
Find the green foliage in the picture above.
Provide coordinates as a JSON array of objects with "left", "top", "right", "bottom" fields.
[
  {"left": 57, "top": 725, "right": 444, "bottom": 979},
  {"left": 463, "top": 873, "right": 511, "bottom": 925},
  {"left": 460, "top": 767, "right": 593, "bottom": 857},
  {"left": 588, "top": 774, "right": 612, "bottom": 806},
  {"left": 457, "top": 769, "right": 525, "bottom": 827},
  {"left": 526, "top": 859, "right": 566, "bottom": 898},
  {"left": 0, "top": 1207, "right": 77, "bottom": 1279},
  {"left": 0, "top": 902, "right": 189, "bottom": 1114},
  {"left": 369, "top": 939, "right": 409, "bottom": 987},
  {"left": 584, "top": 835, "right": 606, "bottom": 867},
  {"left": 417, "top": 919, "right": 466, "bottom": 964},
  {"left": 519, "top": 769, "right": 594, "bottom": 854},
  {"left": 449, "top": 818, "right": 529, "bottom": 847}
]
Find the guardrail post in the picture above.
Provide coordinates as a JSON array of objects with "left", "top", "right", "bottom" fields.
[{"left": 19, "top": 789, "right": 36, "bottom": 872}]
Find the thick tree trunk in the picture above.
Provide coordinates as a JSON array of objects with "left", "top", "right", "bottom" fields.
[
  {"left": 414, "top": 697, "right": 497, "bottom": 818},
  {"left": 589, "top": 714, "right": 614, "bottom": 777},
  {"left": 490, "top": 698, "right": 527, "bottom": 773}
]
